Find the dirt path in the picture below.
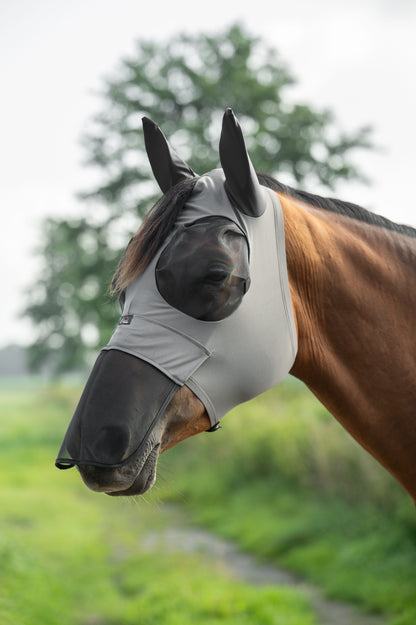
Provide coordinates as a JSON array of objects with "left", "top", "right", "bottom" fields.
[{"left": 141, "top": 509, "right": 387, "bottom": 625}]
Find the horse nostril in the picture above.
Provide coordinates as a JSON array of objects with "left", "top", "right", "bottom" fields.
[{"left": 92, "top": 425, "right": 131, "bottom": 465}]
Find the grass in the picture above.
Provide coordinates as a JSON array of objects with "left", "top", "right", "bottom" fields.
[
  {"left": 0, "top": 382, "right": 318, "bottom": 625},
  {"left": 1, "top": 379, "right": 415, "bottom": 625}
]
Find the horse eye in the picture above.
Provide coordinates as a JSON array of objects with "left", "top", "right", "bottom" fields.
[{"left": 205, "top": 270, "right": 229, "bottom": 284}]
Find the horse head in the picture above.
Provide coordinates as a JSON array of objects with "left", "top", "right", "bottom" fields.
[{"left": 56, "top": 109, "right": 297, "bottom": 496}]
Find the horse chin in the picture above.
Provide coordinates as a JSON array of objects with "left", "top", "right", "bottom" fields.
[{"left": 78, "top": 442, "right": 161, "bottom": 497}]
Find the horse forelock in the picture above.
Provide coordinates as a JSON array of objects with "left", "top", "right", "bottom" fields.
[{"left": 112, "top": 177, "right": 199, "bottom": 294}]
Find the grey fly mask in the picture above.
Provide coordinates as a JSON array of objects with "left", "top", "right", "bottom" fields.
[{"left": 56, "top": 109, "right": 297, "bottom": 470}]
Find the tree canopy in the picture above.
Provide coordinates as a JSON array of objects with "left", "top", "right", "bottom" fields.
[{"left": 25, "top": 24, "right": 372, "bottom": 373}]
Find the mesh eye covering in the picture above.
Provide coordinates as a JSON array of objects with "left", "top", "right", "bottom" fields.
[{"left": 155, "top": 216, "right": 250, "bottom": 321}]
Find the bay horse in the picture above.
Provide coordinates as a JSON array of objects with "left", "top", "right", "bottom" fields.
[{"left": 56, "top": 109, "right": 416, "bottom": 503}]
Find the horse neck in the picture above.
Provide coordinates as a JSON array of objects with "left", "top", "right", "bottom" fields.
[{"left": 279, "top": 193, "right": 416, "bottom": 500}]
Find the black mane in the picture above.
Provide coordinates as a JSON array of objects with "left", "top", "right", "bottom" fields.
[{"left": 257, "top": 173, "right": 416, "bottom": 239}]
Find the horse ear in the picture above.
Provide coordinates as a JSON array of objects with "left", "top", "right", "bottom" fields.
[
  {"left": 142, "top": 117, "right": 197, "bottom": 193},
  {"left": 219, "top": 108, "right": 265, "bottom": 218}
]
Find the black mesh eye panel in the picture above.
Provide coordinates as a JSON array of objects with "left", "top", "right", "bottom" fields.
[{"left": 155, "top": 217, "right": 250, "bottom": 322}]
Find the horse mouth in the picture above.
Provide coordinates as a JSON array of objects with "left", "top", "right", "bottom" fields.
[
  {"left": 106, "top": 445, "right": 160, "bottom": 496},
  {"left": 78, "top": 443, "right": 161, "bottom": 497}
]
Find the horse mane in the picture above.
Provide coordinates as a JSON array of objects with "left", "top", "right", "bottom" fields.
[
  {"left": 112, "top": 171, "right": 416, "bottom": 294},
  {"left": 257, "top": 173, "right": 416, "bottom": 239}
]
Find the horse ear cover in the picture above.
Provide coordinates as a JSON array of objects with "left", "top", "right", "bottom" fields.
[
  {"left": 219, "top": 108, "right": 265, "bottom": 218},
  {"left": 142, "top": 117, "right": 196, "bottom": 193}
]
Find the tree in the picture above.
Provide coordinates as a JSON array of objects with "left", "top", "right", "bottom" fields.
[{"left": 25, "top": 23, "right": 372, "bottom": 373}]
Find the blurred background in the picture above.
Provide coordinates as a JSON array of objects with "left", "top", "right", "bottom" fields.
[{"left": 0, "top": 2, "right": 415, "bottom": 624}]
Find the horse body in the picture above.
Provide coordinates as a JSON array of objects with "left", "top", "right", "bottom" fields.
[
  {"left": 282, "top": 194, "right": 416, "bottom": 499},
  {"left": 57, "top": 109, "right": 416, "bottom": 503}
]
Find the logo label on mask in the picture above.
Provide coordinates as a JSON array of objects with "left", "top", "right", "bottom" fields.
[{"left": 118, "top": 315, "right": 133, "bottom": 326}]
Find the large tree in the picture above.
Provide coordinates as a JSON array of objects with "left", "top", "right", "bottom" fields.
[{"left": 25, "top": 24, "right": 371, "bottom": 373}]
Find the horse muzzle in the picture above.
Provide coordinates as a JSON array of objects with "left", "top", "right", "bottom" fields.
[
  {"left": 55, "top": 350, "right": 179, "bottom": 481},
  {"left": 78, "top": 441, "right": 161, "bottom": 496}
]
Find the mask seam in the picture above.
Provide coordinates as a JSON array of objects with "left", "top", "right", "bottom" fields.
[
  {"left": 271, "top": 191, "right": 298, "bottom": 359},
  {"left": 186, "top": 376, "right": 219, "bottom": 426},
  {"left": 102, "top": 346, "right": 208, "bottom": 387}
]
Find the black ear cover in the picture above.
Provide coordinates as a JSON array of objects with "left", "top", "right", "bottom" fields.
[
  {"left": 219, "top": 108, "right": 264, "bottom": 217},
  {"left": 142, "top": 117, "right": 196, "bottom": 192}
]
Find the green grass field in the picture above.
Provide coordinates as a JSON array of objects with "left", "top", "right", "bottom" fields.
[
  {"left": 0, "top": 381, "right": 317, "bottom": 625},
  {"left": 161, "top": 380, "right": 416, "bottom": 625},
  {"left": 0, "top": 379, "right": 415, "bottom": 624}
]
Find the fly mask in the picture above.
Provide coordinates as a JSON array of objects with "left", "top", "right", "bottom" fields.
[{"left": 56, "top": 108, "right": 297, "bottom": 470}]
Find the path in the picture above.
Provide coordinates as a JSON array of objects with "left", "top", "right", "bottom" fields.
[{"left": 141, "top": 509, "right": 387, "bottom": 625}]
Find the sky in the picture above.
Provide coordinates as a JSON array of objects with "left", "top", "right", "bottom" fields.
[{"left": 1, "top": 0, "right": 415, "bottom": 348}]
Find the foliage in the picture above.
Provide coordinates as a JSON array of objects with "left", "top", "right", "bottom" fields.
[
  {"left": 25, "top": 219, "right": 120, "bottom": 372},
  {"left": 161, "top": 379, "right": 416, "bottom": 625},
  {"left": 1, "top": 381, "right": 415, "bottom": 624},
  {"left": 24, "top": 23, "right": 372, "bottom": 372}
]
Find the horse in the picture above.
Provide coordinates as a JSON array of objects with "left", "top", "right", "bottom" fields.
[{"left": 56, "top": 108, "right": 416, "bottom": 502}]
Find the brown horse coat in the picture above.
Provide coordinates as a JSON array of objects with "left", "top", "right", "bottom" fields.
[{"left": 281, "top": 193, "right": 416, "bottom": 501}]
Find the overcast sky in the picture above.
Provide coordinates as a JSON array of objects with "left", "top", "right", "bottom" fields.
[{"left": 1, "top": 0, "right": 415, "bottom": 348}]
